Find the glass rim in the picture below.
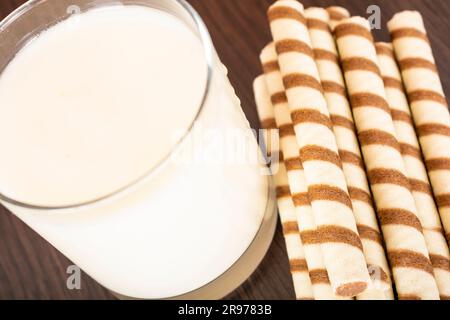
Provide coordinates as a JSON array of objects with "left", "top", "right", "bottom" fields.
[{"left": 0, "top": 0, "right": 214, "bottom": 211}]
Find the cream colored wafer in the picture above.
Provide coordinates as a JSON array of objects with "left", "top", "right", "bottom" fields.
[
  {"left": 335, "top": 16, "right": 439, "bottom": 300},
  {"left": 268, "top": 0, "right": 371, "bottom": 297},
  {"left": 261, "top": 43, "right": 351, "bottom": 300},
  {"left": 326, "top": 6, "right": 350, "bottom": 31},
  {"left": 375, "top": 42, "right": 450, "bottom": 299},
  {"left": 388, "top": 11, "right": 450, "bottom": 249},
  {"left": 305, "top": 7, "right": 392, "bottom": 300},
  {"left": 254, "top": 75, "right": 314, "bottom": 300}
]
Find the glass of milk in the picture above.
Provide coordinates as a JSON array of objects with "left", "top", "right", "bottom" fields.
[{"left": 0, "top": 0, "right": 277, "bottom": 299}]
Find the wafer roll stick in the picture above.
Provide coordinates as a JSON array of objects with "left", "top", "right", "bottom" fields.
[
  {"left": 261, "top": 43, "right": 351, "bottom": 300},
  {"left": 388, "top": 11, "right": 450, "bottom": 248},
  {"left": 376, "top": 42, "right": 450, "bottom": 299},
  {"left": 268, "top": 0, "right": 371, "bottom": 297},
  {"left": 254, "top": 76, "right": 314, "bottom": 300},
  {"left": 335, "top": 16, "right": 440, "bottom": 300},
  {"left": 326, "top": 6, "right": 350, "bottom": 32},
  {"left": 305, "top": 7, "right": 392, "bottom": 300}
]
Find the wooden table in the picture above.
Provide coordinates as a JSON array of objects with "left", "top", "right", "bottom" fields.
[{"left": 0, "top": 0, "right": 448, "bottom": 300}]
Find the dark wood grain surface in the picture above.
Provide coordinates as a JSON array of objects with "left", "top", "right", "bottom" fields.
[{"left": 0, "top": 0, "right": 449, "bottom": 300}]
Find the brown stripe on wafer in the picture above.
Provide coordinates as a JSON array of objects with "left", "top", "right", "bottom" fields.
[
  {"left": 341, "top": 57, "right": 381, "bottom": 76},
  {"left": 441, "top": 295, "right": 450, "bottom": 300},
  {"left": 375, "top": 44, "right": 395, "bottom": 59},
  {"left": 417, "top": 124, "right": 450, "bottom": 137},
  {"left": 279, "top": 124, "right": 296, "bottom": 137},
  {"left": 290, "top": 258, "right": 309, "bottom": 272},
  {"left": 283, "top": 73, "right": 323, "bottom": 92},
  {"left": 367, "top": 263, "right": 390, "bottom": 283},
  {"left": 291, "top": 109, "right": 333, "bottom": 130},
  {"left": 313, "top": 49, "right": 339, "bottom": 64},
  {"left": 391, "top": 109, "right": 413, "bottom": 125},
  {"left": 322, "top": 81, "right": 347, "bottom": 97},
  {"left": 268, "top": 5, "right": 307, "bottom": 25},
  {"left": 388, "top": 249, "right": 434, "bottom": 276},
  {"left": 350, "top": 92, "right": 391, "bottom": 114},
  {"left": 299, "top": 230, "right": 321, "bottom": 245},
  {"left": 348, "top": 187, "right": 373, "bottom": 206},
  {"left": 307, "top": 18, "right": 330, "bottom": 31},
  {"left": 261, "top": 118, "right": 277, "bottom": 129},
  {"left": 334, "top": 22, "right": 374, "bottom": 42},
  {"left": 292, "top": 192, "right": 310, "bottom": 207},
  {"left": 283, "top": 221, "right": 300, "bottom": 235},
  {"left": 285, "top": 157, "right": 303, "bottom": 171},
  {"left": 378, "top": 208, "right": 423, "bottom": 232},
  {"left": 276, "top": 185, "right": 291, "bottom": 198},
  {"left": 358, "top": 129, "right": 401, "bottom": 152},
  {"left": 382, "top": 76, "right": 404, "bottom": 91},
  {"left": 429, "top": 254, "right": 450, "bottom": 272},
  {"left": 339, "top": 150, "right": 364, "bottom": 169},
  {"left": 326, "top": 7, "right": 347, "bottom": 22},
  {"left": 436, "top": 194, "right": 450, "bottom": 208},
  {"left": 336, "top": 282, "right": 368, "bottom": 297},
  {"left": 300, "top": 145, "right": 343, "bottom": 169},
  {"left": 308, "top": 185, "right": 352, "bottom": 210},
  {"left": 409, "top": 179, "right": 433, "bottom": 196},
  {"left": 398, "top": 294, "right": 421, "bottom": 300},
  {"left": 271, "top": 91, "right": 288, "bottom": 104},
  {"left": 309, "top": 269, "right": 331, "bottom": 284},
  {"left": 357, "top": 224, "right": 383, "bottom": 245},
  {"left": 425, "top": 158, "right": 450, "bottom": 171},
  {"left": 275, "top": 39, "right": 314, "bottom": 58},
  {"left": 408, "top": 90, "right": 448, "bottom": 106},
  {"left": 316, "top": 225, "right": 363, "bottom": 251},
  {"left": 279, "top": 151, "right": 284, "bottom": 161},
  {"left": 400, "top": 143, "right": 422, "bottom": 160},
  {"left": 398, "top": 58, "right": 437, "bottom": 72},
  {"left": 368, "top": 168, "right": 411, "bottom": 189},
  {"left": 262, "top": 61, "right": 280, "bottom": 73},
  {"left": 391, "top": 28, "right": 430, "bottom": 44},
  {"left": 331, "top": 115, "right": 355, "bottom": 131}
]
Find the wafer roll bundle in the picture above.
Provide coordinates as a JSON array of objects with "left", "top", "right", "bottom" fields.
[
  {"left": 375, "top": 42, "right": 450, "bottom": 299},
  {"left": 268, "top": 0, "right": 371, "bottom": 297},
  {"left": 254, "top": 76, "right": 314, "bottom": 300},
  {"left": 260, "top": 43, "right": 349, "bottom": 300},
  {"left": 334, "top": 16, "right": 440, "bottom": 299},
  {"left": 305, "top": 7, "right": 392, "bottom": 300},
  {"left": 388, "top": 12, "right": 450, "bottom": 247}
]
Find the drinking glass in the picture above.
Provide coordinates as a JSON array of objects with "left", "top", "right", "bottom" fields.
[{"left": 0, "top": 0, "right": 277, "bottom": 299}]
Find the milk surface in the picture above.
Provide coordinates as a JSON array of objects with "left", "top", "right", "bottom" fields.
[
  {"left": 0, "top": 5, "right": 268, "bottom": 298},
  {"left": 0, "top": 5, "right": 206, "bottom": 206}
]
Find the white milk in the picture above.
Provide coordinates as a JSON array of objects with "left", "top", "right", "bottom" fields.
[{"left": 0, "top": 5, "right": 270, "bottom": 298}]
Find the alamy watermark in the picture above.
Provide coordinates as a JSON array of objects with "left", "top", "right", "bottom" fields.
[
  {"left": 367, "top": 5, "right": 381, "bottom": 30},
  {"left": 66, "top": 265, "right": 81, "bottom": 290},
  {"left": 169, "top": 122, "right": 280, "bottom": 176},
  {"left": 66, "top": 5, "right": 81, "bottom": 15}
]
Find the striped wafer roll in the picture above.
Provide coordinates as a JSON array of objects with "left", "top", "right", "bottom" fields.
[
  {"left": 305, "top": 7, "right": 392, "bottom": 300},
  {"left": 388, "top": 11, "right": 450, "bottom": 248},
  {"left": 268, "top": 0, "right": 371, "bottom": 297},
  {"left": 261, "top": 43, "right": 350, "bottom": 300},
  {"left": 375, "top": 42, "right": 450, "bottom": 299},
  {"left": 254, "top": 75, "right": 314, "bottom": 300},
  {"left": 335, "top": 16, "right": 440, "bottom": 300},
  {"left": 326, "top": 6, "right": 350, "bottom": 32}
]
